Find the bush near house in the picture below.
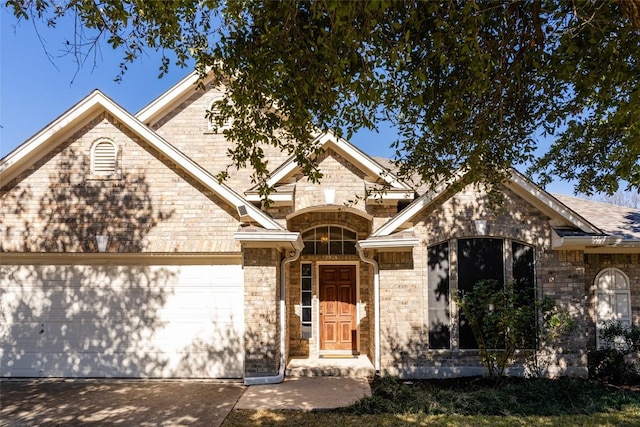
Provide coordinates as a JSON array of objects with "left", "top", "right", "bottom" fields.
[
  {"left": 345, "top": 376, "right": 640, "bottom": 417},
  {"left": 590, "top": 321, "right": 640, "bottom": 385}
]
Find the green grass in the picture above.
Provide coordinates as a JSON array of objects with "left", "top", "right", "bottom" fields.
[{"left": 222, "top": 377, "right": 640, "bottom": 426}]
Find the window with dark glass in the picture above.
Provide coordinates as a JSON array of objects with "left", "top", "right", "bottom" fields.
[
  {"left": 513, "top": 242, "right": 536, "bottom": 348},
  {"left": 428, "top": 242, "right": 450, "bottom": 349},
  {"left": 457, "top": 238, "right": 505, "bottom": 349},
  {"left": 301, "top": 263, "right": 313, "bottom": 339}
]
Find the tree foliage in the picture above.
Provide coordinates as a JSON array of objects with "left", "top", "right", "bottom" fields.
[{"left": 6, "top": 0, "right": 640, "bottom": 196}]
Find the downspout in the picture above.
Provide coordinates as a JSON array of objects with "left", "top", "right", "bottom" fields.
[
  {"left": 358, "top": 246, "right": 380, "bottom": 373},
  {"left": 244, "top": 248, "right": 301, "bottom": 385}
]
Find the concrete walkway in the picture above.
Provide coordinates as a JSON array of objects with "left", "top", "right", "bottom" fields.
[
  {"left": 0, "top": 380, "right": 245, "bottom": 427},
  {"left": 236, "top": 377, "right": 371, "bottom": 411},
  {"left": 0, "top": 377, "right": 371, "bottom": 426}
]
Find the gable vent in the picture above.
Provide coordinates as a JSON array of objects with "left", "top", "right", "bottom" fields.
[{"left": 92, "top": 141, "right": 117, "bottom": 174}]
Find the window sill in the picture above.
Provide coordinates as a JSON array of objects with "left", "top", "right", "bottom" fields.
[{"left": 87, "top": 173, "right": 122, "bottom": 181}]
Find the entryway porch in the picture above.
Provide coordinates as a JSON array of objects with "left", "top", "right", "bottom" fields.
[{"left": 286, "top": 355, "right": 375, "bottom": 378}]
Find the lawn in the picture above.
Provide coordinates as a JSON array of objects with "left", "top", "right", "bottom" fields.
[{"left": 223, "top": 377, "right": 640, "bottom": 426}]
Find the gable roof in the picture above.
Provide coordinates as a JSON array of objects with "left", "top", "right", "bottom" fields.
[
  {"left": 244, "top": 131, "right": 414, "bottom": 204},
  {"left": 371, "top": 168, "right": 602, "bottom": 237},
  {"left": 136, "top": 71, "right": 215, "bottom": 126},
  {"left": 0, "top": 90, "right": 283, "bottom": 230}
]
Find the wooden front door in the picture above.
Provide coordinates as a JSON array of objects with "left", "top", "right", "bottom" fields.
[{"left": 319, "top": 265, "right": 357, "bottom": 351}]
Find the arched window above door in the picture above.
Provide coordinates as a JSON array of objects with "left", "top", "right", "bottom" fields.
[{"left": 301, "top": 226, "right": 357, "bottom": 255}]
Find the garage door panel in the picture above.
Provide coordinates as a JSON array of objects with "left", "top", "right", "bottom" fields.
[{"left": 1, "top": 263, "right": 244, "bottom": 378}]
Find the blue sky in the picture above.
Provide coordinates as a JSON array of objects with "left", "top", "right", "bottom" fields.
[{"left": 0, "top": 8, "right": 576, "bottom": 194}]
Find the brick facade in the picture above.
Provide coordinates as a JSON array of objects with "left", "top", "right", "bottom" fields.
[
  {"left": 4, "top": 76, "right": 638, "bottom": 381},
  {"left": 378, "top": 184, "right": 589, "bottom": 378},
  {"left": 286, "top": 210, "right": 374, "bottom": 362},
  {"left": 1, "top": 113, "right": 242, "bottom": 253},
  {"left": 242, "top": 248, "right": 281, "bottom": 376}
]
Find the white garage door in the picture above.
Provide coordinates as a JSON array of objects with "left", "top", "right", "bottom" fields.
[{"left": 0, "top": 262, "right": 244, "bottom": 378}]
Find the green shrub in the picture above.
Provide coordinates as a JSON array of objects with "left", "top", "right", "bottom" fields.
[
  {"left": 589, "top": 321, "right": 640, "bottom": 384},
  {"left": 346, "top": 376, "right": 640, "bottom": 416}
]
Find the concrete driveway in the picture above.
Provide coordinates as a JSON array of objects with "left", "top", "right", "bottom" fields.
[{"left": 0, "top": 380, "right": 245, "bottom": 427}]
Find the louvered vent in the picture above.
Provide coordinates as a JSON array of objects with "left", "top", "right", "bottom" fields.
[
  {"left": 208, "top": 101, "right": 231, "bottom": 132},
  {"left": 92, "top": 141, "right": 116, "bottom": 174}
]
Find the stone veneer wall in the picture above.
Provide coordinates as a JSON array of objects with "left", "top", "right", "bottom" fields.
[
  {"left": 243, "top": 248, "right": 281, "bottom": 376},
  {"left": 378, "top": 184, "right": 589, "bottom": 378}
]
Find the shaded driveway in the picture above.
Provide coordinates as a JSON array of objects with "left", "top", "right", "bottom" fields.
[{"left": 0, "top": 380, "right": 245, "bottom": 426}]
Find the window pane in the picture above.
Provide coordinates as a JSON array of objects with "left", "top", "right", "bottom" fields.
[
  {"left": 458, "top": 238, "right": 504, "bottom": 349},
  {"left": 616, "top": 293, "right": 630, "bottom": 318},
  {"left": 343, "top": 229, "right": 357, "bottom": 240},
  {"left": 316, "top": 241, "right": 329, "bottom": 254},
  {"left": 316, "top": 226, "right": 329, "bottom": 244},
  {"left": 343, "top": 241, "right": 356, "bottom": 255},
  {"left": 330, "top": 241, "right": 343, "bottom": 254},
  {"left": 329, "top": 226, "right": 342, "bottom": 241},
  {"left": 302, "top": 241, "right": 314, "bottom": 255},
  {"left": 428, "top": 242, "right": 450, "bottom": 349},
  {"left": 301, "top": 263, "right": 312, "bottom": 277},
  {"left": 302, "top": 278, "right": 312, "bottom": 291},
  {"left": 302, "top": 229, "right": 315, "bottom": 241},
  {"left": 302, "top": 292, "right": 312, "bottom": 306},
  {"left": 513, "top": 242, "right": 534, "bottom": 292},
  {"left": 614, "top": 271, "right": 628, "bottom": 290},
  {"left": 458, "top": 238, "right": 504, "bottom": 292},
  {"left": 428, "top": 311, "right": 450, "bottom": 349},
  {"left": 302, "top": 307, "right": 312, "bottom": 322},
  {"left": 302, "top": 325, "right": 312, "bottom": 339}
]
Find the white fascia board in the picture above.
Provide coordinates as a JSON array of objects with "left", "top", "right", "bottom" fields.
[
  {"left": 324, "top": 134, "right": 411, "bottom": 190},
  {"left": 372, "top": 170, "right": 465, "bottom": 237},
  {"left": 356, "top": 238, "right": 420, "bottom": 250},
  {"left": 1, "top": 91, "right": 107, "bottom": 184},
  {"left": 234, "top": 231, "right": 303, "bottom": 251},
  {"left": 136, "top": 71, "right": 215, "bottom": 125},
  {"left": 259, "top": 131, "right": 410, "bottom": 192},
  {"left": 551, "top": 232, "right": 623, "bottom": 250},
  {"left": 104, "top": 99, "right": 283, "bottom": 230},
  {"left": 262, "top": 133, "right": 326, "bottom": 188},
  {"left": 2, "top": 89, "right": 282, "bottom": 230},
  {"left": 508, "top": 170, "right": 600, "bottom": 234}
]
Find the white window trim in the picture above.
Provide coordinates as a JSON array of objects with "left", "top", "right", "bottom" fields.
[
  {"left": 89, "top": 139, "right": 120, "bottom": 179},
  {"left": 207, "top": 96, "right": 232, "bottom": 133},
  {"left": 595, "top": 267, "right": 632, "bottom": 349},
  {"left": 301, "top": 262, "right": 313, "bottom": 340},
  {"left": 301, "top": 225, "right": 358, "bottom": 255}
]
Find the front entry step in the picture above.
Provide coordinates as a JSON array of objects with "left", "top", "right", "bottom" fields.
[{"left": 286, "top": 355, "right": 375, "bottom": 378}]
